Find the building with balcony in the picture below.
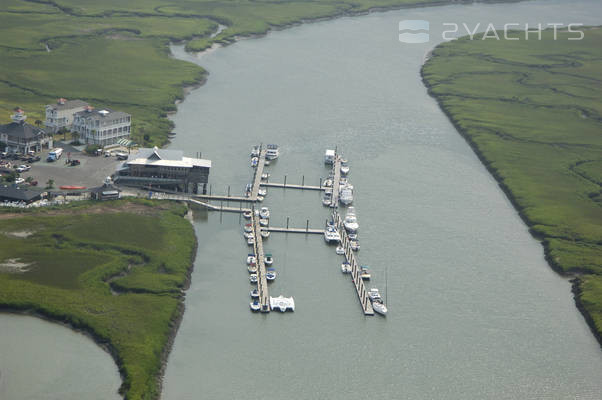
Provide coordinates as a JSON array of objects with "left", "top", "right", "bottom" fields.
[
  {"left": 114, "top": 147, "right": 210, "bottom": 193},
  {"left": 0, "top": 110, "right": 53, "bottom": 154},
  {"left": 72, "top": 107, "right": 131, "bottom": 147},
  {"left": 44, "top": 98, "right": 89, "bottom": 133}
]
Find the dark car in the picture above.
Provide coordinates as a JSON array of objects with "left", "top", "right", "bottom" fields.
[{"left": 69, "top": 159, "right": 81, "bottom": 166}]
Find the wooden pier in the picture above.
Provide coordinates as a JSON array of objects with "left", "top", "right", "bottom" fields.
[
  {"left": 267, "top": 226, "right": 324, "bottom": 234},
  {"left": 260, "top": 182, "right": 324, "bottom": 191},
  {"left": 333, "top": 211, "right": 374, "bottom": 315},
  {"left": 151, "top": 193, "right": 251, "bottom": 213},
  {"left": 251, "top": 211, "right": 270, "bottom": 312},
  {"left": 330, "top": 154, "right": 342, "bottom": 207},
  {"left": 250, "top": 149, "right": 267, "bottom": 200}
]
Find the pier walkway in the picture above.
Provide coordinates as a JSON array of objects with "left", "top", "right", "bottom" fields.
[
  {"left": 260, "top": 182, "right": 324, "bottom": 191},
  {"left": 330, "top": 154, "right": 342, "bottom": 207},
  {"left": 251, "top": 211, "right": 270, "bottom": 312},
  {"left": 250, "top": 149, "right": 267, "bottom": 200},
  {"left": 333, "top": 211, "right": 374, "bottom": 315},
  {"left": 267, "top": 226, "right": 324, "bottom": 234}
]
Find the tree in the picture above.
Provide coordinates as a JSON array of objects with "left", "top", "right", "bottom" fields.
[
  {"left": 46, "top": 179, "right": 54, "bottom": 189},
  {"left": 71, "top": 131, "right": 80, "bottom": 145},
  {"left": 34, "top": 119, "right": 42, "bottom": 128}
]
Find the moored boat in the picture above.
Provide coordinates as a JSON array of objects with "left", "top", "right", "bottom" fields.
[
  {"left": 324, "top": 149, "right": 335, "bottom": 165},
  {"left": 270, "top": 295, "right": 295, "bottom": 312},
  {"left": 368, "top": 288, "right": 382, "bottom": 302},
  {"left": 339, "top": 184, "right": 353, "bottom": 206},
  {"left": 259, "top": 207, "right": 270, "bottom": 219},
  {"left": 266, "top": 268, "right": 276, "bottom": 281},
  {"left": 360, "top": 266, "right": 371, "bottom": 280},
  {"left": 249, "top": 274, "right": 258, "bottom": 283},
  {"left": 243, "top": 210, "right": 252, "bottom": 219},
  {"left": 250, "top": 300, "right": 261, "bottom": 312},
  {"left": 250, "top": 288, "right": 259, "bottom": 298},
  {"left": 264, "top": 253, "right": 273, "bottom": 265},
  {"left": 340, "top": 159, "right": 350, "bottom": 175},
  {"left": 261, "top": 230, "right": 270, "bottom": 239},
  {"left": 259, "top": 218, "right": 269, "bottom": 227},
  {"left": 336, "top": 245, "right": 345, "bottom": 255},
  {"left": 251, "top": 157, "right": 259, "bottom": 167},
  {"left": 248, "top": 264, "right": 258, "bottom": 273},
  {"left": 266, "top": 144, "right": 279, "bottom": 160},
  {"left": 343, "top": 207, "right": 359, "bottom": 233},
  {"left": 246, "top": 254, "right": 256, "bottom": 265},
  {"left": 324, "top": 226, "right": 341, "bottom": 244},
  {"left": 251, "top": 146, "right": 260, "bottom": 157},
  {"left": 261, "top": 173, "right": 270, "bottom": 180},
  {"left": 350, "top": 240, "right": 360, "bottom": 251},
  {"left": 247, "top": 237, "right": 255, "bottom": 246},
  {"left": 372, "top": 299, "right": 387, "bottom": 316},
  {"left": 341, "top": 261, "right": 352, "bottom": 273},
  {"left": 244, "top": 223, "right": 253, "bottom": 233}
]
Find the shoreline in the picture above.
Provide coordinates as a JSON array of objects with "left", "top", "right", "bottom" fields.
[{"left": 420, "top": 60, "right": 602, "bottom": 349}]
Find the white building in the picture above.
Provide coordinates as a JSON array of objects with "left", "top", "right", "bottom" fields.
[
  {"left": 44, "top": 98, "right": 89, "bottom": 133},
  {"left": 0, "top": 109, "right": 53, "bottom": 154},
  {"left": 72, "top": 107, "right": 131, "bottom": 147}
]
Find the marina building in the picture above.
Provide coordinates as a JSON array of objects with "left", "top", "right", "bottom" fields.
[
  {"left": 72, "top": 107, "right": 131, "bottom": 147},
  {"left": 0, "top": 110, "right": 53, "bottom": 154},
  {"left": 115, "top": 147, "right": 210, "bottom": 193},
  {"left": 44, "top": 98, "right": 89, "bottom": 133}
]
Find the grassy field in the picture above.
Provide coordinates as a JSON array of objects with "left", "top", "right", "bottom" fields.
[
  {"left": 422, "top": 28, "right": 602, "bottom": 344},
  {"left": 0, "top": 0, "right": 456, "bottom": 147},
  {"left": 0, "top": 199, "right": 197, "bottom": 399}
]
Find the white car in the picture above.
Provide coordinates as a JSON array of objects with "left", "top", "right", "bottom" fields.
[
  {"left": 15, "top": 177, "right": 25, "bottom": 184},
  {"left": 16, "top": 165, "right": 31, "bottom": 173}
]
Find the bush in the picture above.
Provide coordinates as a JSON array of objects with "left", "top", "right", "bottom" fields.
[{"left": 85, "top": 144, "right": 101, "bottom": 155}]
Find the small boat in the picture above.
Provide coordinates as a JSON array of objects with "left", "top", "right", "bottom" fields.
[
  {"left": 264, "top": 160, "right": 271, "bottom": 166},
  {"left": 264, "top": 253, "right": 273, "bottom": 265},
  {"left": 243, "top": 231, "right": 253, "bottom": 239},
  {"left": 259, "top": 207, "right": 270, "bottom": 219},
  {"left": 324, "top": 149, "right": 335, "bottom": 165},
  {"left": 323, "top": 226, "right": 341, "bottom": 244},
  {"left": 323, "top": 178, "right": 333, "bottom": 187},
  {"left": 250, "top": 300, "right": 261, "bottom": 312},
  {"left": 322, "top": 192, "right": 332, "bottom": 206},
  {"left": 247, "top": 237, "right": 255, "bottom": 246},
  {"left": 251, "top": 157, "right": 259, "bottom": 167},
  {"left": 265, "top": 144, "right": 279, "bottom": 160},
  {"left": 258, "top": 189, "right": 267, "bottom": 196},
  {"left": 248, "top": 264, "right": 258, "bottom": 273},
  {"left": 259, "top": 218, "right": 269, "bottom": 227},
  {"left": 372, "top": 299, "right": 387, "bottom": 316},
  {"left": 348, "top": 233, "right": 358, "bottom": 241},
  {"left": 251, "top": 146, "right": 260, "bottom": 157},
  {"left": 339, "top": 184, "right": 353, "bottom": 206},
  {"left": 245, "top": 183, "right": 252, "bottom": 192},
  {"left": 59, "top": 185, "right": 86, "bottom": 190},
  {"left": 340, "top": 159, "right": 349, "bottom": 175},
  {"left": 335, "top": 245, "right": 345, "bottom": 255},
  {"left": 270, "top": 295, "right": 295, "bottom": 312},
  {"left": 261, "top": 173, "right": 270, "bottom": 180},
  {"left": 343, "top": 207, "right": 359, "bottom": 233},
  {"left": 350, "top": 240, "right": 360, "bottom": 251},
  {"left": 266, "top": 268, "right": 276, "bottom": 281},
  {"left": 360, "top": 266, "right": 371, "bottom": 280},
  {"left": 243, "top": 210, "right": 252, "bottom": 219},
  {"left": 256, "top": 195, "right": 264, "bottom": 202},
  {"left": 246, "top": 254, "right": 256, "bottom": 265},
  {"left": 244, "top": 224, "right": 253, "bottom": 233},
  {"left": 368, "top": 288, "right": 382, "bottom": 302},
  {"left": 261, "top": 230, "right": 270, "bottom": 239},
  {"left": 249, "top": 274, "right": 258, "bottom": 283},
  {"left": 341, "top": 261, "right": 352, "bottom": 273},
  {"left": 250, "top": 288, "right": 259, "bottom": 298}
]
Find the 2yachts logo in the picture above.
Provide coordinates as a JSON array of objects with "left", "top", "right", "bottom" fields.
[{"left": 398, "top": 21, "right": 585, "bottom": 43}]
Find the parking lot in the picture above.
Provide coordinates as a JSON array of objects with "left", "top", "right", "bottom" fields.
[{"left": 3, "top": 142, "right": 125, "bottom": 189}]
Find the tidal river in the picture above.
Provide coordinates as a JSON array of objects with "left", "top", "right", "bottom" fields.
[
  {"left": 164, "top": 0, "right": 602, "bottom": 399},
  {"left": 1, "top": 1, "right": 601, "bottom": 399}
]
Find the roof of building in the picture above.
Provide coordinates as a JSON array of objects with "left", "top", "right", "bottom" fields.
[
  {"left": 46, "top": 99, "right": 89, "bottom": 111},
  {"left": 89, "top": 184, "right": 122, "bottom": 194},
  {"left": 0, "top": 122, "right": 45, "bottom": 140},
  {"left": 126, "top": 147, "right": 211, "bottom": 169},
  {"left": 0, "top": 185, "right": 44, "bottom": 202},
  {"left": 74, "top": 108, "right": 130, "bottom": 120}
]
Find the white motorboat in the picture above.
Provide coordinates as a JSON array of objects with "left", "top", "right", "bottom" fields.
[
  {"left": 258, "top": 189, "right": 267, "bottom": 196},
  {"left": 259, "top": 218, "right": 269, "bottom": 227},
  {"left": 324, "top": 149, "right": 335, "bottom": 164},
  {"left": 243, "top": 231, "right": 253, "bottom": 239},
  {"left": 244, "top": 223, "right": 253, "bottom": 233},
  {"left": 340, "top": 159, "right": 350, "bottom": 175},
  {"left": 261, "top": 230, "right": 270, "bottom": 239},
  {"left": 246, "top": 254, "right": 256, "bottom": 265},
  {"left": 250, "top": 288, "right": 259, "bottom": 298},
  {"left": 335, "top": 245, "right": 345, "bottom": 255},
  {"left": 247, "top": 237, "right": 255, "bottom": 246},
  {"left": 243, "top": 210, "right": 252, "bottom": 219},
  {"left": 341, "top": 261, "right": 352, "bottom": 273},
  {"left": 266, "top": 144, "right": 279, "bottom": 160},
  {"left": 266, "top": 268, "right": 276, "bottom": 281},
  {"left": 261, "top": 173, "right": 270, "bottom": 180},
  {"left": 348, "top": 233, "right": 358, "bottom": 241},
  {"left": 360, "top": 266, "right": 371, "bottom": 280},
  {"left": 250, "top": 300, "right": 261, "bottom": 312},
  {"left": 259, "top": 207, "right": 270, "bottom": 219},
  {"left": 368, "top": 288, "right": 382, "bottom": 302},
  {"left": 323, "top": 178, "right": 333, "bottom": 187},
  {"left": 264, "top": 253, "right": 273, "bottom": 265},
  {"left": 339, "top": 185, "right": 353, "bottom": 206},
  {"left": 251, "top": 157, "right": 259, "bottom": 167},
  {"left": 350, "top": 240, "right": 360, "bottom": 251},
  {"left": 249, "top": 274, "right": 258, "bottom": 283},
  {"left": 343, "top": 208, "right": 359, "bottom": 233},
  {"left": 256, "top": 195, "right": 264, "bottom": 202},
  {"left": 372, "top": 299, "right": 387, "bottom": 316},
  {"left": 264, "top": 160, "right": 271, "bottom": 166},
  {"left": 322, "top": 192, "right": 332, "bottom": 206},
  {"left": 251, "top": 146, "right": 260, "bottom": 157},
  {"left": 270, "top": 295, "right": 295, "bottom": 312},
  {"left": 248, "top": 264, "right": 258, "bottom": 273},
  {"left": 323, "top": 226, "right": 341, "bottom": 244}
]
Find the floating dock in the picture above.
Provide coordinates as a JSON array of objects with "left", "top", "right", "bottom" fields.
[
  {"left": 251, "top": 210, "right": 270, "bottom": 312},
  {"left": 267, "top": 227, "right": 324, "bottom": 234},
  {"left": 250, "top": 149, "right": 267, "bottom": 200},
  {"left": 260, "top": 182, "right": 324, "bottom": 191},
  {"left": 330, "top": 154, "right": 342, "bottom": 207}
]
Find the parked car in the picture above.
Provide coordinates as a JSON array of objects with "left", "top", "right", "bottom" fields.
[
  {"left": 115, "top": 152, "right": 128, "bottom": 160},
  {"left": 29, "top": 180, "right": 38, "bottom": 186},
  {"left": 69, "top": 159, "right": 81, "bottom": 166},
  {"left": 15, "top": 177, "right": 25, "bottom": 184},
  {"left": 15, "top": 164, "right": 31, "bottom": 173}
]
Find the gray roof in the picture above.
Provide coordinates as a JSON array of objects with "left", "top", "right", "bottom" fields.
[
  {"left": 0, "top": 122, "right": 45, "bottom": 140},
  {"left": 74, "top": 108, "right": 130, "bottom": 121},
  {"left": 134, "top": 147, "right": 183, "bottom": 161},
  {"left": 46, "top": 99, "right": 89, "bottom": 111},
  {"left": 0, "top": 185, "right": 44, "bottom": 202},
  {"left": 126, "top": 147, "right": 211, "bottom": 168}
]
